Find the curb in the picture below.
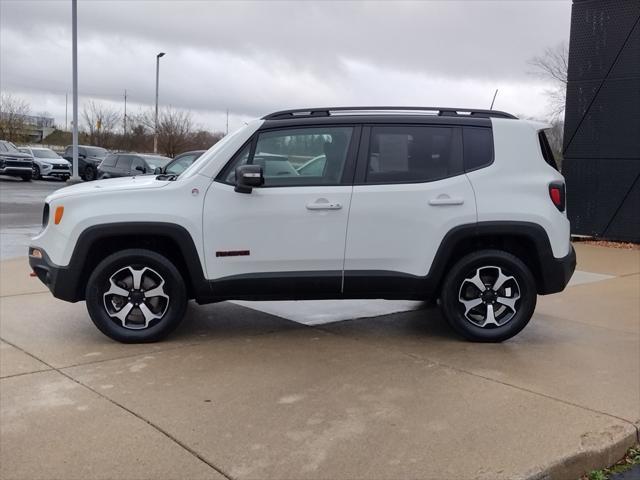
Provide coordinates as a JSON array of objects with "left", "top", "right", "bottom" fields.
[{"left": 525, "top": 423, "right": 639, "bottom": 480}]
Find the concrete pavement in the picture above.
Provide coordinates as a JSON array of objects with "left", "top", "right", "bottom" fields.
[{"left": 1, "top": 243, "right": 639, "bottom": 479}]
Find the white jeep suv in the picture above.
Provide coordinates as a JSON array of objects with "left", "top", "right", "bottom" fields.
[{"left": 29, "top": 107, "right": 576, "bottom": 343}]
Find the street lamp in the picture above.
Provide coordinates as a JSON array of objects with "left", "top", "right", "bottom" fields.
[{"left": 154, "top": 52, "right": 166, "bottom": 154}]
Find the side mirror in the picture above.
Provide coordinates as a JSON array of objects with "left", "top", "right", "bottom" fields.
[
  {"left": 235, "top": 164, "right": 264, "bottom": 193},
  {"left": 135, "top": 165, "right": 146, "bottom": 173},
  {"left": 153, "top": 167, "right": 163, "bottom": 175}
]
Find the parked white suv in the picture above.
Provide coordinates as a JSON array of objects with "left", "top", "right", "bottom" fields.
[{"left": 29, "top": 107, "right": 575, "bottom": 343}]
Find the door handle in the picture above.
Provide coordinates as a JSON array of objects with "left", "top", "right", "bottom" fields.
[
  {"left": 429, "top": 195, "right": 464, "bottom": 206},
  {"left": 306, "top": 200, "right": 342, "bottom": 210}
]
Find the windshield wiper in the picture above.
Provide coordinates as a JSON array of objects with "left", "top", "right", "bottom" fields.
[{"left": 155, "top": 174, "right": 178, "bottom": 181}]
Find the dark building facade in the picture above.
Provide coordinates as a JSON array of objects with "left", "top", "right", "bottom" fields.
[{"left": 563, "top": 0, "right": 640, "bottom": 242}]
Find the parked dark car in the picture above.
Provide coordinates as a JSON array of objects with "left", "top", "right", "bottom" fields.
[
  {"left": 0, "top": 140, "right": 33, "bottom": 181},
  {"left": 98, "top": 153, "right": 172, "bottom": 179},
  {"left": 62, "top": 145, "right": 108, "bottom": 181},
  {"left": 160, "top": 150, "right": 206, "bottom": 176}
]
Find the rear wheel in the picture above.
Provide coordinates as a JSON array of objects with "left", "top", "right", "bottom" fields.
[
  {"left": 440, "top": 249, "right": 537, "bottom": 342},
  {"left": 82, "top": 165, "right": 96, "bottom": 181},
  {"left": 85, "top": 249, "right": 187, "bottom": 343}
]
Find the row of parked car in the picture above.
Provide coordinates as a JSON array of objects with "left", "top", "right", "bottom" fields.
[{"left": 0, "top": 139, "right": 206, "bottom": 182}]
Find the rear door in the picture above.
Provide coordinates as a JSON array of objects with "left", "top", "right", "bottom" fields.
[
  {"left": 202, "top": 125, "right": 359, "bottom": 298},
  {"left": 343, "top": 124, "right": 477, "bottom": 297},
  {"left": 114, "top": 155, "right": 133, "bottom": 177}
]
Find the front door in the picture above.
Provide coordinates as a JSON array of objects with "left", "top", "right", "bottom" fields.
[{"left": 202, "top": 125, "right": 359, "bottom": 299}]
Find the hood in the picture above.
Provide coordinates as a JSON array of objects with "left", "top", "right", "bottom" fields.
[
  {"left": 38, "top": 157, "right": 70, "bottom": 166},
  {"left": 0, "top": 151, "right": 32, "bottom": 159},
  {"left": 46, "top": 175, "right": 170, "bottom": 201}
]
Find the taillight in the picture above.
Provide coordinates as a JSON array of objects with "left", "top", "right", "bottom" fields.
[{"left": 549, "top": 182, "right": 566, "bottom": 212}]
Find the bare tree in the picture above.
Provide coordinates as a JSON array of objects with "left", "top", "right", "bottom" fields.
[
  {"left": 186, "top": 130, "right": 225, "bottom": 151},
  {"left": 82, "top": 100, "right": 121, "bottom": 148},
  {"left": 138, "top": 106, "right": 195, "bottom": 157},
  {"left": 0, "top": 93, "right": 31, "bottom": 142},
  {"left": 528, "top": 42, "right": 569, "bottom": 118}
]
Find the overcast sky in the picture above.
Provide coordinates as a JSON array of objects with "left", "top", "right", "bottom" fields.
[{"left": 1, "top": 0, "right": 571, "bottom": 133}]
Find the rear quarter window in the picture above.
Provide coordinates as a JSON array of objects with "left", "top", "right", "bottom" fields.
[
  {"left": 538, "top": 131, "right": 558, "bottom": 170},
  {"left": 463, "top": 127, "right": 493, "bottom": 171}
]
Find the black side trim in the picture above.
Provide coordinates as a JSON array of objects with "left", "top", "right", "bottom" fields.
[
  {"left": 206, "top": 271, "right": 341, "bottom": 301},
  {"left": 29, "top": 223, "right": 208, "bottom": 303}
]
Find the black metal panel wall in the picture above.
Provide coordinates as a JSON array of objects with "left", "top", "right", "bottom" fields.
[{"left": 563, "top": 0, "right": 640, "bottom": 242}]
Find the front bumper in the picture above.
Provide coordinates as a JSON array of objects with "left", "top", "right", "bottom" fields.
[
  {"left": 0, "top": 166, "right": 32, "bottom": 176},
  {"left": 48, "top": 168, "right": 71, "bottom": 177},
  {"left": 538, "top": 245, "right": 577, "bottom": 295},
  {"left": 28, "top": 247, "right": 79, "bottom": 302}
]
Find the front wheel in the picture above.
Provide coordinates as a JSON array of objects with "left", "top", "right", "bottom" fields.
[
  {"left": 21, "top": 174, "right": 32, "bottom": 182},
  {"left": 85, "top": 249, "right": 187, "bottom": 343},
  {"left": 440, "top": 250, "right": 537, "bottom": 342},
  {"left": 32, "top": 164, "right": 41, "bottom": 180}
]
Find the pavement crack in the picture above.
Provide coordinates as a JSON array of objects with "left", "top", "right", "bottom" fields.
[
  {"left": 0, "top": 337, "right": 235, "bottom": 480},
  {"left": 312, "top": 324, "right": 640, "bottom": 429},
  {"left": 0, "top": 367, "right": 53, "bottom": 380}
]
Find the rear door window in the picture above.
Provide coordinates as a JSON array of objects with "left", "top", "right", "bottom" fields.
[{"left": 365, "top": 125, "right": 462, "bottom": 184}]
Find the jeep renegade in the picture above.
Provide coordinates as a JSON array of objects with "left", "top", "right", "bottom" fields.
[{"left": 29, "top": 107, "right": 576, "bottom": 343}]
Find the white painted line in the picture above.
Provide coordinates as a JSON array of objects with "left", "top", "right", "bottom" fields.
[
  {"left": 568, "top": 270, "right": 615, "bottom": 287},
  {"left": 232, "top": 299, "right": 425, "bottom": 325}
]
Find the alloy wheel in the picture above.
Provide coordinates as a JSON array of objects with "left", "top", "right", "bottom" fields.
[
  {"left": 103, "top": 266, "right": 170, "bottom": 330},
  {"left": 457, "top": 265, "right": 521, "bottom": 328}
]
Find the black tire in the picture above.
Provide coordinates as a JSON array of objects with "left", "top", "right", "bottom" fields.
[
  {"left": 21, "top": 174, "right": 32, "bottom": 182},
  {"left": 32, "top": 164, "right": 41, "bottom": 180},
  {"left": 82, "top": 165, "right": 96, "bottom": 181},
  {"left": 85, "top": 249, "right": 187, "bottom": 343},
  {"left": 440, "top": 249, "right": 537, "bottom": 342},
  {"left": 61, "top": 176, "right": 70, "bottom": 182}
]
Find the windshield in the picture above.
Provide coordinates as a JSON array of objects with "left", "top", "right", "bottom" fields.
[
  {"left": 33, "top": 149, "right": 61, "bottom": 159},
  {"left": 1, "top": 141, "right": 19, "bottom": 153},
  {"left": 143, "top": 156, "right": 172, "bottom": 169},
  {"left": 166, "top": 155, "right": 197, "bottom": 175},
  {"left": 85, "top": 146, "right": 107, "bottom": 158}
]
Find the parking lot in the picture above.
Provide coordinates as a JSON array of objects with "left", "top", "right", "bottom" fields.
[{"left": 1, "top": 177, "right": 639, "bottom": 479}]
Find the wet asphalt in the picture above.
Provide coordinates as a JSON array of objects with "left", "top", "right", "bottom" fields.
[{"left": 0, "top": 176, "right": 66, "bottom": 260}]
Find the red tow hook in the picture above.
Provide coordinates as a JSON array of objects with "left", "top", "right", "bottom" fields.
[{"left": 30, "top": 271, "right": 37, "bottom": 277}]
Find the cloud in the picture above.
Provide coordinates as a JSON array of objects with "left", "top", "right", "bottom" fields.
[{"left": 0, "top": 0, "right": 570, "bottom": 131}]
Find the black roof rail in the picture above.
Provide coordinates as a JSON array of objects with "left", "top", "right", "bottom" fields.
[{"left": 262, "top": 106, "right": 518, "bottom": 120}]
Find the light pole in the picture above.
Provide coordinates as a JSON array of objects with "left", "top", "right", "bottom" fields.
[
  {"left": 154, "top": 52, "right": 165, "bottom": 154},
  {"left": 69, "top": 0, "right": 80, "bottom": 183}
]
